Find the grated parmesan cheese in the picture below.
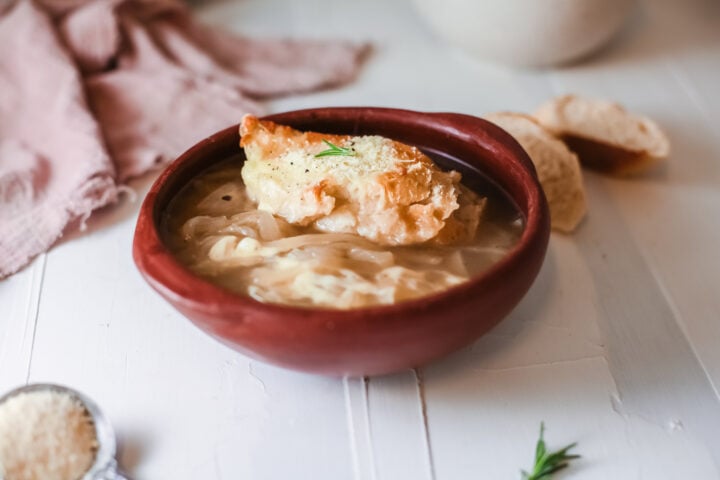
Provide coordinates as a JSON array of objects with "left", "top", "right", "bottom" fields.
[{"left": 0, "top": 390, "right": 98, "bottom": 480}]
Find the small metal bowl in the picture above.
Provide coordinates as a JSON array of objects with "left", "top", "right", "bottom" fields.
[{"left": 0, "top": 384, "right": 127, "bottom": 480}]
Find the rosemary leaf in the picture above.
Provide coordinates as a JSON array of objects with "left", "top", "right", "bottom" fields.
[
  {"left": 521, "top": 423, "right": 580, "bottom": 480},
  {"left": 315, "top": 139, "right": 356, "bottom": 158}
]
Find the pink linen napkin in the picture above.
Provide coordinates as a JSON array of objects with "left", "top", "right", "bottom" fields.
[{"left": 0, "top": 0, "right": 367, "bottom": 278}]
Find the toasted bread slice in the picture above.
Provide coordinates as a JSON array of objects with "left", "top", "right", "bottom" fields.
[
  {"left": 239, "top": 115, "right": 483, "bottom": 245},
  {"left": 486, "top": 112, "right": 586, "bottom": 233},
  {"left": 534, "top": 95, "right": 670, "bottom": 176}
]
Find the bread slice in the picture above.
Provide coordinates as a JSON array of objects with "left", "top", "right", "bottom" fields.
[
  {"left": 239, "top": 115, "right": 483, "bottom": 246},
  {"left": 486, "top": 112, "right": 587, "bottom": 233},
  {"left": 534, "top": 95, "right": 670, "bottom": 176}
]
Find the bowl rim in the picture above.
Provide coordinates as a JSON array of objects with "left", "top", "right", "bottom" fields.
[{"left": 132, "top": 106, "right": 549, "bottom": 322}]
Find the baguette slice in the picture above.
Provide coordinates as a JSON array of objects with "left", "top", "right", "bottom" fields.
[
  {"left": 534, "top": 95, "right": 670, "bottom": 176},
  {"left": 239, "top": 115, "right": 482, "bottom": 246},
  {"left": 486, "top": 112, "right": 587, "bottom": 233}
]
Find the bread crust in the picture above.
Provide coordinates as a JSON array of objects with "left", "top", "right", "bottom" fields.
[
  {"left": 486, "top": 112, "right": 586, "bottom": 233},
  {"left": 534, "top": 95, "right": 670, "bottom": 176}
]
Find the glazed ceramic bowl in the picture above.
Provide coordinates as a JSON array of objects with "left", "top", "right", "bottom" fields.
[
  {"left": 412, "top": 0, "right": 636, "bottom": 67},
  {"left": 132, "top": 108, "right": 550, "bottom": 376}
]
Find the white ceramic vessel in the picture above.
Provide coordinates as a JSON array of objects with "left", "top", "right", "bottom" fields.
[{"left": 412, "top": 0, "right": 636, "bottom": 67}]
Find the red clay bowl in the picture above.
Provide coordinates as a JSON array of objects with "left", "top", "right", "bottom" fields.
[{"left": 132, "top": 107, "right": 550, "bottom": 376}]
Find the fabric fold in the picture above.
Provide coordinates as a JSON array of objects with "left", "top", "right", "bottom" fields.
[
  {"left": 0, "top": 0, "right": 367, "bottom": 278},
  {"left": 0, "top": 0, "right": 117, "bottom": 277}
]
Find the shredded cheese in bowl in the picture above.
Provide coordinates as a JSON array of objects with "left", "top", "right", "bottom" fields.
[{"left": 0, "top": 388, "right": 98, "bottom": 480}]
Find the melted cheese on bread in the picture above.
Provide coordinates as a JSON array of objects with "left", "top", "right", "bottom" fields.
[{"left": 239, "top": 115, "right": 483, "bottom": 246}]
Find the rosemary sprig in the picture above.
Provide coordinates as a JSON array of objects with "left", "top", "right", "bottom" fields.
[
  {"left": 314, "top": 140, "right": 356, "bottom": 158},
  {"left": 521, "top": 423, "right": 580, "bottom": 480}
]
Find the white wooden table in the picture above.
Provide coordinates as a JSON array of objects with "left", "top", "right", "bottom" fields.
[{"left": 2, "top": 0, "right": 720, "bottom": 478}]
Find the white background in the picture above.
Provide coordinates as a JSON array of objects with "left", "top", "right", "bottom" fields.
[{"left": 1, "top": 0, "right": 719, "bottom": 478}]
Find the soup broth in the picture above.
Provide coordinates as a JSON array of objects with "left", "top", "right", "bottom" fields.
[{"left": 162, "top": 155, "right": 523, "bottom": 309}]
